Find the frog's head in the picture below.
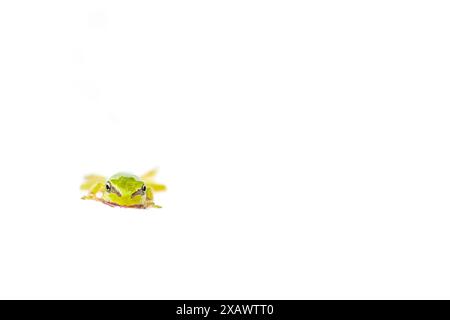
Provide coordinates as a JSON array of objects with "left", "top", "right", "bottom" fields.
[{"left": 102, "top": 173, "right": 147, "bottom": 207}]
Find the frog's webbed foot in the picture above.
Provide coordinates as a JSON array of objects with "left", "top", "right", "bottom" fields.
[{"left": 144, "top": 199, "right": 162, "bottom": 209}]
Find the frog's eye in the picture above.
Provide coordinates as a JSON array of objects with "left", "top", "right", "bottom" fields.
[
  {"left": 141, "top": 185, "right": 147, "bottom": 192},
  {"left": 105, "top": 181, "right": 112, "bottom": 192}
]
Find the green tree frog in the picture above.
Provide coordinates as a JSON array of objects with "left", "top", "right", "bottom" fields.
[{"left": 80, "top": 169, "right": 166, "bottom": 209}]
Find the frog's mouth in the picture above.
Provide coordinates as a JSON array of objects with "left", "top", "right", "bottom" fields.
[
  {"left": 82, "top": 193, "right": 152, "bottom": 209},
  {"left": 102, "top": 200, "right": 145, "bottom": 209},
  {"left": 90, "top": 197, "right": 145, "bottom": 209}
]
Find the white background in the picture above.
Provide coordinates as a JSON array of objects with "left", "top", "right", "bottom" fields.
[{"left": 0, "top": 1, "right": 449, "bottom": 299}]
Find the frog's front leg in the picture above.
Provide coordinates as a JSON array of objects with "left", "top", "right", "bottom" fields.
[
  {"left": 144, "top": 199, "right": 162, "bottom": 209},
  {"left": 81, "top": 181, "right": 105, "bottom": 201},
  {"left": 144, "top": 187, "right": 161, "bottom": 208},
  {"left": 81, "top": 174, "right": 105, "bottom": 201}
]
